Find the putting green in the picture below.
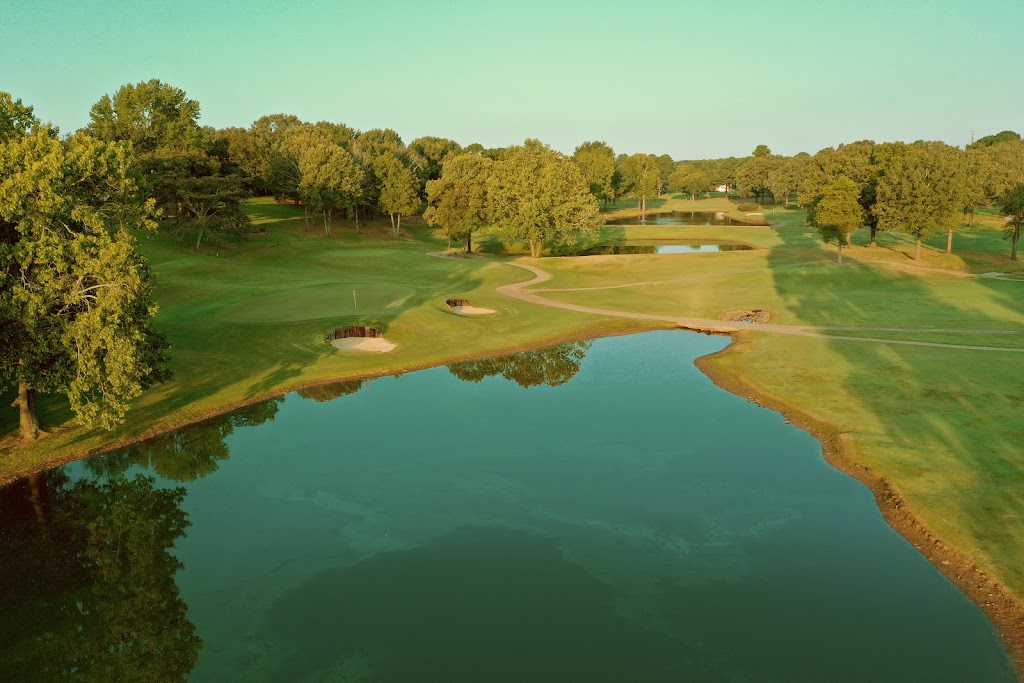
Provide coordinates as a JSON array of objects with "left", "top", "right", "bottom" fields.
[{"left": 218, "top": 283, "right": 416, "bottom": 323}]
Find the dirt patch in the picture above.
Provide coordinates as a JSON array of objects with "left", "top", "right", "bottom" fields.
[{"left": 720, "top": 308, "right": 773, "bottom": 324}]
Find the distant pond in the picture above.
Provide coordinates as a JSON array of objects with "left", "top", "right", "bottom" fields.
[
  {"left": 606, "top": 210, "right": 767, "bottom": 226},
  {"left": 0, "top": 332, "right": 1013, "bottom": 681},
  {"left": 556, "top": 240, "right": 753, "bottom": 256}
]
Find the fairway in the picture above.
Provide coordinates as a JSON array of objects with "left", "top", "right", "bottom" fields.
[{"left": 218, "top": 282, "right": 416, "bottom": 322}]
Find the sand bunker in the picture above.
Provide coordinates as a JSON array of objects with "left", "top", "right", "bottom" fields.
[
  {"left": 720, "top": 308, "right": 772, "bottom": 324},
  {"left": 445, "top": 298, "right": 495, "bottom": 316},
  {"left": 326, "top": 326, "right": 396, "bottom": 353}
]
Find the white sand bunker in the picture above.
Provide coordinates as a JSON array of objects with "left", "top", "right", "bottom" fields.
[
  {"left": 445, "top": 298, "right": 495, "bottom": 316},
  {"left": 326, "top": 326, "right": 396, "bottom": 353}
]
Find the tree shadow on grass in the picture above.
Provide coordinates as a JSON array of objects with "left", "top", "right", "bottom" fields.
[{"left": 763, "top": 221, "right": 1024, "bottom": 621}]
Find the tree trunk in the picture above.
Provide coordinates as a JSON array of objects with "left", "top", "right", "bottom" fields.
[
  {"left": 195, "top": 226, "right": 205, "bottom": 251},
  {"left": 1012, "top": 224, "right": 1021, "bottom": 261},
  {"left": 837, "top": 241, "right": 843, "bottom": 264},
  {"left": 15, "top": 380, "right": 40, "bottom": 441},
  {"left": 915, "top": 236, "right": 922, "bottom": 261},
  {"left": 323, "top": 210, "right": 330, "bottom": 237},
  {"left": 530, "top": 239, "right": 542, "bottom": 258},
  {"left": 946, "top": 226, "right": 953, "bottom": 254},
  {"left": 396, "top": 213, "right": 402, "bottom": 237},
  {"left": 354, "top": 205, "right": 360, "bottom": 234},
  {"left": 303, "top": 204, "right": 310, "bottom": 232},
  {"left": 869, "top": 225, "right": 878, "bottom": 248},
  {"left": 466, "top": 231, "right": 472, "bottom": 253}
]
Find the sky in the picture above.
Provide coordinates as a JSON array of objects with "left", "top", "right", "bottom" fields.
[{"left": 2, "top": 0, "right": 1022, "bottom": 159}]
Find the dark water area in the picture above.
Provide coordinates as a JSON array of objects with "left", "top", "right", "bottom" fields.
[
  {"left": 0, "top": 332, "right": 1013, "bottom": 681},
  {"left": 558, "top": 241, "right": 753, "bottom": 256},
  {"left": 605, "top": 210, "right": 767, "bottom": 226}
]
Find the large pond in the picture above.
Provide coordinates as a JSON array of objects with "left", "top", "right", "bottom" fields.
[
  {"left": 606, "top": 210, "right": 767, "bottom": 226},
  {"left": 0, "top": 332, "right": 1013, "bottom": 681}
]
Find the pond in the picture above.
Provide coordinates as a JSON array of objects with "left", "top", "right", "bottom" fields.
[
  {"left": 605, "top": 210, "right": 768, "bottom": 226},
  {"left": 558, "top": 241, "right": 753, "bottom": 256},
  {"left": 0, "top": 332, "right": 1013, "bottom": 681}
]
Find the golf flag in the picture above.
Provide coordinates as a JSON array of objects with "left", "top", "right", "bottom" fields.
[{"left": 353, "top": 289, "right": 357, "bottom": 309}]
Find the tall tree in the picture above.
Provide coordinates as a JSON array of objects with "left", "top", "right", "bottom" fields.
[
  {"left": 408, "top": 136, "right": 462, "bottom": 188},
  {"left": 374, "top": 152, "right": 420, "bottom": 237},
  {"left": 736, "top": 155, "right": 780, "bottom": 203},
  {"left": 487, "top": 140, "right": 601, "bottom": 258},
  {"left": 300, "top": 143, "right": 363, "bottom": 237},
  {"left": 618, "top": 154, "right": 661, "bottom": 215},
  {"left": 572, "top": 141, "right": 616, "bottom": 207},
  {"left": 997, "top": 184, "right": 1024, "bottom": 261},
  {"left": 0, "top": 124, "right": 170, "bottom": 438},
  {"left": 424, "top": 152, "right": 493, "bottom": 252},
  {"left": 667, "top": 164, "right": 710, "bottom": 201},
  {"left": 873, "top": 142, "right": 964, "bottom": 261},
  {"left": 809, "top": 177, "right": 863, "bottom": 263},
  {"left": 86, "top": 79, "right": 202, "bottom": 156}
]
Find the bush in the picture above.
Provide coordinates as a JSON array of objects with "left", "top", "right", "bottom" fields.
[{"left": 737, "top": 203, "right": 761, "bottom": 212}]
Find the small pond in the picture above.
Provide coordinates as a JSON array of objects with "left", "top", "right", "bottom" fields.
[
  {"left": 0, "top": 332, "right": 1013, "bottom": 681},
  {"left": 606, "top": 210, "right": 767, "bottom": 226},
  {"left": 559, "top": 241, "right": 753, "bottom": 256}
]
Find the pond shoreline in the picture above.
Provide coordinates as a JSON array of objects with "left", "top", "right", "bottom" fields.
[
  {"left": 3, "top": 322, "right": 1021, "bottom": 678},
  {"left": 694, "top": 330, "right": 1024, "bottom": 679}
]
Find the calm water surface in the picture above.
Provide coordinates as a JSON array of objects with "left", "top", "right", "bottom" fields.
[
  {"left": 560, "top": 241, "right": 753, "bottom": 256},
  {"left": 606, "top": 210, "right": 767, "bottom": 226},
  {"left": 0, "top": 332, "right": 1013, "bottom": 681}
]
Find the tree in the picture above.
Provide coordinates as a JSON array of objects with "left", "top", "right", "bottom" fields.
[
  {"left": 86, "top": 79, "right": 202, "bottom": 156},
  {"left": 145, "top": 151, "right": 249, "bottom": 249},
  {"left": 753, "top": 144, "right": 772, "bottom": 158},
  {"left": 809, "top": 177, "right": 863, "bottom": 263},
  {"left": 667, "top": 164, "right": 710, "bottom": 201},
  {"left": 572, "top": 141, "right": 616, "bottom": 207},
  {"left": 736, "top": 155, "right": 780, "bottom": 203},
  {"left": 374, "top": 152, "right": 420, "bottom": 236},
  {"left": 0, "top": 92, "right": 36, "bottom": 142},
  {"left": 873, "top": 142, "right": 964, "bottom": 261},
  {"left": 618, "top": 154, "right": 661, "bottom": 215},
  {"left": 408, "top": 136, "right": 462, "bottom": 188},
  {"left": 487, "top": 140, "right": 601, "bottom": 258},
  {"left": 0, "top": 126, "right": 170, "bottom": 439},
  {"left": 655, "top": 154, "right": 675, "bottom": 194},
  {"left": 766, "top": 155, "right": 809, "bottom": 206},
  {"left": 424, "top": 152, "right": 493, "bottom": 252},
  {"left": 301, "top": 143, "right": 363, "bottom": 237},
  {"left": 997, "top": 184, "right": 1024, "bottom": 261}
]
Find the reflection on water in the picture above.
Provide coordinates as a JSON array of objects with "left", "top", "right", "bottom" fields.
[
  {"left": 606, "top": 211, "right": 766, "bottom": 226},
  {"left": 0, "top": 472, "right": 199, "bottom": 681},
  {"left": 297, "top": 379, "right": 366, "bottom": 403},
  {"left": 86, "top": 398, "right": 283, "bottom": 482},
  {"left": 447, "top": 341, "right": 590, "bottom": 388},
  {"left": 558, "top": 242, "right": 752, "bottom": 256},
  {"left": 265, "top": 526, "right": 710, "bottom": 681}
]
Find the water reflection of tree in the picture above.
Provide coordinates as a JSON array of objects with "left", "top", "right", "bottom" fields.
[
  {"left": 447, "top": 341, "right": 591, "bottom": 388},
  {"left": 296, "top": 379, "right": 365, "bottom": 403},
  {"left": 0, "top": 471, "right": 200, "bottom": 681},
  {"left": 556, "top": 244, "right": 657, "bottom": 256},
  {"left": 86, "top": 398, "right": 282, "bottom": 482}
]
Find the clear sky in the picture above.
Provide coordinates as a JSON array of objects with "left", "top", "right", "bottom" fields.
[{"left": 2, "top": 0, "right": 1021, "bottom": 159}]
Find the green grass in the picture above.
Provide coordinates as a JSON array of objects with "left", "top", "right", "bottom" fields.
[{"left": 3, "top": 192, "right": 1024, "bottom": 628}]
